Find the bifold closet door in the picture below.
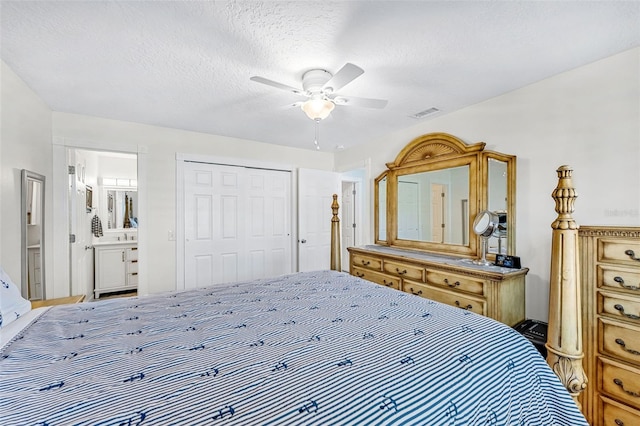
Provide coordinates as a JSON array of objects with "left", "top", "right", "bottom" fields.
[{"left": 183, "top": 162, "right": 291, "bottom": 288}]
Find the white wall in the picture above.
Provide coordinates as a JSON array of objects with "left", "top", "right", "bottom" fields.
[
  {"left": 0, "top": 61, "right": 52, "bottom": 290},
  {"left": 52, "top": 113, "right": 335, "bottom": 295},
  {"left": 336, "top": 47, "right": 640, "bottom": 322}
]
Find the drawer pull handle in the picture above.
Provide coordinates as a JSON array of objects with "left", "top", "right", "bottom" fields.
[
  {"left": 613, "top": 378, "right": 640, "bottom": 397},
  {"left": 444, "top": 278, "right": 460, "bottom": 288},
  {"left": 396, "top": 268, "right": 407, "bottom": 275},
  {"left": 614, "top": 276, "right": 640, "bottom": 291},
  {"left": 409, "top": 287, "right": 422, "bottom": 296},
  {"left": 382, "top": 280, "right": 393, "bottom": 287},
  {"left": 614, "top": 304, "right": 640, "bottom": 320},
  {"left": 615, "top": 338, "right": 640, "bottom": 356},
  {"left": 615, "top": 419, "right": 624, "bottom": 426},
  {"left": 355, "top": 272, "right": 365, "bottom": 278},
  {"left": 455, "top": 301, "right": 473, "bottom": 310},
  {"left": 625, "top": 249, "right": 640, "bottom": 261},
  {"left": 361, "top": 260, "right": 371, "bottom": 266}
]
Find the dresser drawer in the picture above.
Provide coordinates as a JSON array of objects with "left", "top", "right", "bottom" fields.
[
  {"left": 383, "top": 260, "right": 424, "bottom": 281},
  {"left": 599, "top": 292, "right": 640, "bottom": 325},
  {"left": 600, "top": 395, "right": 640, "bottom": 426},
  {"left": 599, "top": 357, "right": 640, "bottom": 408},
  {"left": 599, "top": 265, "right": 640, "bottom": 293},
  {"left": 599, "top": 239, "right": 640, "bottom": 266},
  {"left": 403, "top": 279, "right": 485, "bottom": 316},
  {"left": 352, "top": 266, "right": 400, "bottom": 290},
  {"left": 427, "top": 270, "right": 485, "bottom": 296},
  {"left": 127, "top": 260, "right": 139, "bottom": 274},
  {"left": 599, "top": 318, "right": 640, "bottom": 366},
  {"left": 351, "top": 254, "right": 382, "bottom": 271}
]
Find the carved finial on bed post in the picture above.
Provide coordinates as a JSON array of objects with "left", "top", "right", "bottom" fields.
[
  {"left": 546, "top": 165, "right": 587, "bottom": 407},
  {"left": 330, "top": 194, "right": 341, "bottom": 271}
]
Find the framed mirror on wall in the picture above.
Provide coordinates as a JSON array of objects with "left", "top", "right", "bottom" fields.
[
  {"left": 104, "top": 189, "right": 138, "bottom": 229},
  {"left": 21, "top": 170, "right": 46, "bottom": 300},
  {"left": 374, "top": 132, "right": 516, "bottom": 260}
]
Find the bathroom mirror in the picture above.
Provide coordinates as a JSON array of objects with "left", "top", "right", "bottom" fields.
[
  {"left": 375, "top": 132, "right": 516, "bottom": 259},
  {"left": 21, "top": 170, "right": 46, "bottom": 300},
  {"left": 104, "top": 189, "right": 138, "bottom": 230}
]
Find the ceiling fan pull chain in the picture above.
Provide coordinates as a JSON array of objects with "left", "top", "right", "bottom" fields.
[{"left": 314, "top": 119, "right": 320, "bottom": 150}]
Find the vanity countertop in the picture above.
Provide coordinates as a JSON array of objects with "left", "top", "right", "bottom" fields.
[{"left": 93, "top": 240, "right": 137, "bottom": 247}]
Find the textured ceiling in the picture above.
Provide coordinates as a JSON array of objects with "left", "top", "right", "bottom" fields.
[{"left": 1, "top": 1, "right": 639, "bottom": 151}]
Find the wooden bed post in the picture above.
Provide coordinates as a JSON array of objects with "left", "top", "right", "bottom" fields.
[
  {"left": 330, "top": 194, "right": 341, "bottom": 271},
  {"left": 546, "top": 165, "right": 587, "bottom": 406}
]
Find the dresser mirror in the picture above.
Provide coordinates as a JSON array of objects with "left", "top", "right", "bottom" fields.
[
  {"left": 374, "top": 173, "right": 388, "bottom": 242},
  {"left": 375, "top": 132, "right": 516, "bottom": 259},
  {"left": 483, "top": 152, "right": 515, "bottom": 255},
  {"left": 397, "top": 165, "right": 470, "bottom": 244}
]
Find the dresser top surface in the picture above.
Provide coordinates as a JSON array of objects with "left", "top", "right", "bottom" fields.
[{"left": 349, "top": 245, "right": 528, "bottom": 276}]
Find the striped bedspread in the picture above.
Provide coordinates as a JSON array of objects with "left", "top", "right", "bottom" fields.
[{"left": 1, "top": 271, "right": 587, "bottom": 425}]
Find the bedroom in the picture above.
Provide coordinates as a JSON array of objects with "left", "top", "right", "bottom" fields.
[{"left": 1, "top": 1, "right": 639, "bottom": 424}]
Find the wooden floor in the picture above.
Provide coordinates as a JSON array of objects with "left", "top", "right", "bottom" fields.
[{"left": 31, "top": 295, "right": 86, "bottom": 308}]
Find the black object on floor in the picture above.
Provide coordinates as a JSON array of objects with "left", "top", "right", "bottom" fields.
[{"left": 513, "top": 319, "right": 548, "bottom": 358}]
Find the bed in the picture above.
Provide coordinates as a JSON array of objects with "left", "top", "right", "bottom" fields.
[{"left": 1, "top": 192, "right": 588, "bottom": 425}]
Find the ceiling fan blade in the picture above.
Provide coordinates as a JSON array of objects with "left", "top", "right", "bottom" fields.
[
  {"left": 332, "top": 95, "right": 388, "bottom": 109},
  {"left": 250, "top": 76, "right": 303, "bottom": 95},
  {"left": 323, "top": 63, "right": 364, "bottom": 92}
]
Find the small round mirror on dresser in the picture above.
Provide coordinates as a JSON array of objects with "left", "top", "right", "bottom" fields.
[{"left": 472, "top": 210, "right": 506, "bottom": 265}]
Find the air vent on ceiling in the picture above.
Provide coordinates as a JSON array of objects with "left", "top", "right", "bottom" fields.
[{"left": 410, "top": 107, "right": 440, "bottom": 119}]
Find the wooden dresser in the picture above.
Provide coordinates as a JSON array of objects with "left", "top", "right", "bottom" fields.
[
  {"left": 348, "top": 245, "right": 528, "bottom": 327},
  {"left": 579, "top": 226, "right": 640, "bottom": 425}
]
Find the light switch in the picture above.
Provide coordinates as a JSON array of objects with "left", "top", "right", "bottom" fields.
[{"left": 168, "top": 230, "right": 175, "bottom": 241}]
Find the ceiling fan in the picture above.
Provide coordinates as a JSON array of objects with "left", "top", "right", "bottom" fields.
[{"left": 250, "top": 63, "right": 388, "bottom": 121}]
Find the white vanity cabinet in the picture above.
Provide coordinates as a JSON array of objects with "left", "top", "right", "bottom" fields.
[{"left": 94, "top": 242, "right": 138, "bottom": 298}]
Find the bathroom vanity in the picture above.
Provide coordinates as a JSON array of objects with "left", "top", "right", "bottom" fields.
[{"left": 93, "top": 241, "right": 138, "bottom": 298}]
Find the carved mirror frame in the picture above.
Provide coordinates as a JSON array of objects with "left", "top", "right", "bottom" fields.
[{"left": 375, "top": 132, "right": 516, "bottom": 259}]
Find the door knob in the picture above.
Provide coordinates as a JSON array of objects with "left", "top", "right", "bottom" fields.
[
  {"left": 300, "top": 239, "right": 307, "bottom": 244},
  {"left": 84, "top": 245, "right": 93, "bottom": 250}
]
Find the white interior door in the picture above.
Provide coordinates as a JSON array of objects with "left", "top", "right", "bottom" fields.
[
  {"left": 431, "top": 183, "right": 446, "bottom": 243},
  {"left": 398, "top": 181, "right": 419, "bottom": 240},
  {"left": 341, "top": 181, "right": 356, "bottom": 271},
  {"left": 298, "top": 168, "right": 340, "bottom": 272},
  {"left": 184, "top": 162, "right": 292, "bottom": 288},
  {"left": 68, "top": 152, "right": 93, "bottom": 299}
]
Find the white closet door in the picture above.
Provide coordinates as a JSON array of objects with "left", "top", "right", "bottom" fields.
[
  {"left": 184, "top": 162, "right": 291, "bottom": 288},
  {"left": 245, "top": 168, "right": 291, "bottom": 280}
]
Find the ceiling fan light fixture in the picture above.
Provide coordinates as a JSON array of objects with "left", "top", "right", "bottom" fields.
[{"left": 301, "top": 98, "right": 335, "bottom": 120}]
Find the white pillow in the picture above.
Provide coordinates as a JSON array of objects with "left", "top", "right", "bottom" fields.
[{"left": 0, "top": 266, "right": 31, "bottom": 328}]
